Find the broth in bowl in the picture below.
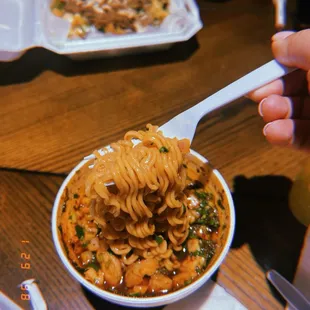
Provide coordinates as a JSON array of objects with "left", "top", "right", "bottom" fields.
[{"left": 53, "top": 124, "right": 233, "bottom": 305}]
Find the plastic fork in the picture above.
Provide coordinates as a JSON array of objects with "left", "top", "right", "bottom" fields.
[
  {"left": 85, "top": 59, "right": 296, "bottom": 163},
  {"left": 159, "top": 59, "right": 295, "bottom": 142}
]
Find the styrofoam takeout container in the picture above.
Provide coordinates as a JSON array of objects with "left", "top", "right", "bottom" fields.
[
  {"left": 51, "top": 149, "right": 235, "bottom": 308},
  {"left": 0, "top": 0, "right": 203, "bottom": 61}
]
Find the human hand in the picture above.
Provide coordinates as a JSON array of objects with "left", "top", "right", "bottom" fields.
[{"left": 248, "top": 30, "right": 310, "bottom": 149}]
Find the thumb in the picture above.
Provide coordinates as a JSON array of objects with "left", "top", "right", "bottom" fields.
[{"left": 272, "top": 29, "right": 310, "bottom": 71}]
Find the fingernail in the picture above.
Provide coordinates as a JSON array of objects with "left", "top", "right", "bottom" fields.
[
  {"left": 272, "top": 31, "right": 294, "bottom": 41},
  {"left": 258, "top": 98, "right": 266, "bottom": 117},
  {"left": 263, "top": 123, "right": 271, "bottom": 136}
]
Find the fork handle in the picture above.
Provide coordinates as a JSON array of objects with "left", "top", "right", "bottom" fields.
[{"left": 190, "top": 60, "right": 296, "bottom": 119}]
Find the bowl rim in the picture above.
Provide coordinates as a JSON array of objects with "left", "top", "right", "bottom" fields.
[{"left": 51, "top": 149, "right": 235, "bottom": 307}]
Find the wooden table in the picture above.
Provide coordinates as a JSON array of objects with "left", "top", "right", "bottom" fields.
[{"left": 0, "top": 0, "right": 307, "bottom": 309}]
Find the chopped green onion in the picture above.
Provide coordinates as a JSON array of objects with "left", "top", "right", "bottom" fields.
[
  {"left": 81, "top": 242, "right": 89, "bottom": 248},
  {"left": 190, "top": 250, "right": 201, "bottom": 257},
  {"left": 75, "top": 225, "right": 84, "bottom": 240},
  {"left": 155, "top": 235, "right": 164, "bottom": 245},
  {"left": 184, "top": 279, "right": 192, "bottom": 286},
  {"left": 195, "top": 267, "right": 202, "bottom": 274},
  {"left": 188, "top": 230, "right": 197, "bottom": 239},
  {"left": 195, "top": 191, "right": 207, "bottom": 200},
  {"left": 159, "top": 146, "right": 169, "bottom": 153},
  {"left": 73, "top": 193, "right": 79, "bottom": 199},
  {"left": 200, "top": 200, "right": 207, "bottom": 208},
  {"left": 208, "top": 217, "right": 220, "bottom": 229},
  {"left": 86, "top": 262, "right": 100, "bottom": 272},
  {"left": 52, "top": 0, "right": 65, "bottom": 10},
  {"left": 191, "top": 240, "right": 216, "bottom": 264}
]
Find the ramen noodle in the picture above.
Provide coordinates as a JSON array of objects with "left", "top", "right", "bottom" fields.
[
  {"left": 57, "top": 124, "right": 229, "bottom": 297},
  {"left": 51, "top": 0, "right": 170, "bottom": 37}
]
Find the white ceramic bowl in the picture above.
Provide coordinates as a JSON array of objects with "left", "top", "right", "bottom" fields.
[{"left": 51, "top": 149, "right": 235, "bottom": 308}]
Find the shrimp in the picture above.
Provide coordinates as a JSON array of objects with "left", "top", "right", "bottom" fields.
[
  {"left": 172, "top": 271, "right": 192, "bottom": 289},
  {"left": 180, "top": 256, "right": 206, "bottom": 273},
  {"left": 140, "top": 258, "right": 159, "bottom": 275},
  {"left": 148, "top": 274, "right": 172, "bottom": 293},
  {"left": 130, "top": 279, "right": 149, "bottom": 295},
  {"left": 173, "top": 256, "right": 206, "bottom": 289},
  {"left": 84, "top": 268, "right": 104, "bottom": 286},
  {"left": 125, "top": 264, "right": 142, "bottom": 288},
  {"left": 187, "top": 239, "right": 200, "bottom": 253},
  {"left": 88, "top": 237, "right": 99, "bottom": 251},
  {"left": 98, "top": 251, "right": 122, "bottom": 286},
  {"left": 125, "top": 258, "right": 159, "bottom": 288}
]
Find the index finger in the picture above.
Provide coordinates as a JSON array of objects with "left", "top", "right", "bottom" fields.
[{"left": 272, "top": 29, "right": 310, "bottom": 71}]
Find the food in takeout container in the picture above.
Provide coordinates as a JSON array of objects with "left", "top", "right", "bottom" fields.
[
  {"left": 51, "top": 0, "right": 170, "bottom": 37},
  {"left": 51, "top": 124, "right": 235, "bottom": 307},
  {"left": 0, "top": 0, "right": 202, "bottom": 62}
]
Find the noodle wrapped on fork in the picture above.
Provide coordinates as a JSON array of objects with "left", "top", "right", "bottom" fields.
[{"left": 85, "top": 124, "right": 190, "bottom": 250}]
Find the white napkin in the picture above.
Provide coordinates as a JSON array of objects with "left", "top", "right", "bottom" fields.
[{"left": 165, "top": 280, "right": 247, "bottom": 310}]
